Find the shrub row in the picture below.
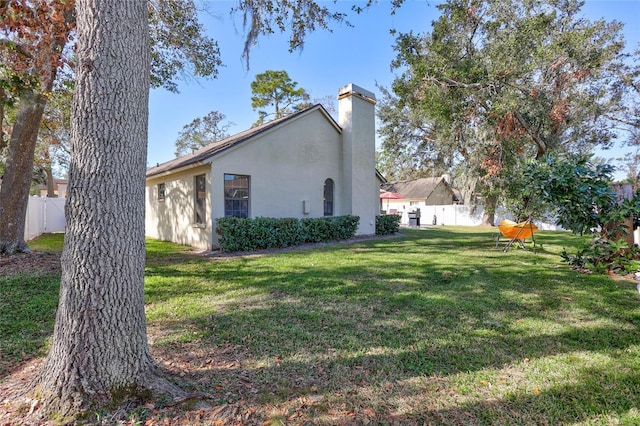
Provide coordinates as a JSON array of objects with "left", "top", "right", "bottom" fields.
[
  {"left": 215, "top": 215, "right": 360, "bottom": 252},
  {"left": 375, "top": 214, "right": 401, "bottom": 235}
]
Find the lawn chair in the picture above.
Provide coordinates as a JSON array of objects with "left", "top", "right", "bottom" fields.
[{"left": 496, "top": 219, "right": 538, "bottom": 252}]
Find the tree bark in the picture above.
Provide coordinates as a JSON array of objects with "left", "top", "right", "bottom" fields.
[
  {"left": 481, "top": 195, "right": 497, "bottom": 226},
  {"left": 0, "top": 89, "right": 49, "bottom": 254},
  {"left": 45, "top": 162, "right": 56, "bottom": 198},
  {"left": 31, "top": 0, "right": 183, "bottom": 420}
]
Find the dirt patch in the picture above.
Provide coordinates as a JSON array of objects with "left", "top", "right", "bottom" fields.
[{"left": 0, "top": 252, "right": 61, "bottom": 277}]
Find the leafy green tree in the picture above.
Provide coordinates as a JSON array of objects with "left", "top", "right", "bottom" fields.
[
  {"left": 382, "top": 0, "right": 626, "bottom": 224},
  {"left": 517, "top": 153, "right": 640, "bottom": 273},
  {"left": 610, "top": 45, "right": 640, "bottom": 188},
  {"left": 250, "top": 69, "right": 309, "bottom": 125},
  {"left": 174, "top": 111, "right": 233, "bottom": 157},
  {"left": 376, "top": 86, "right": 453, "bottom": 181}
]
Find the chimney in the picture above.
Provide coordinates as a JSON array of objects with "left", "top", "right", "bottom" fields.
[{"left": 338, "top": 83, "right": 377, "bottom": 235}]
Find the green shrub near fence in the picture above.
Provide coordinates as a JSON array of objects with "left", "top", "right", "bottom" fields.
[
  {"left": 216, "top": 215, "right": 360, "bottom": 252},
  {"left": 375, "top": 214, "right": 401, "bottom": 235}
]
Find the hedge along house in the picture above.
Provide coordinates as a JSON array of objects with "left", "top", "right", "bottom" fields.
[{"left": 145, "top": 83, "right": 379, "bottom": 250}]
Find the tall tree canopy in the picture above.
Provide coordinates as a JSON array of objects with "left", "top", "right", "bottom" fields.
[
  {"left": 250, "top": 69, "right": 310, "bottom": 125},
  {"left": 174, "top": 110, "right": 233, "bottom": 157},
  {"left": 381, "top": 0, "right": 626, "bottom": 223}
]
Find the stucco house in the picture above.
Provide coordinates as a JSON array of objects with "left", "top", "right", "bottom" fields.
[
  {"left": 145, "top": 83, "right": 380, "bottom": 250},
  {"left": 380, "top": 176, "right": 457, "bottom": 224}
]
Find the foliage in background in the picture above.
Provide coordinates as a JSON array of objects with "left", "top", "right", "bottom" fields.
[
  {"left": 380, "top": 0, "right": 628, "bottom": 224},
  {"left": 375, "top": 214, "right": 401, "bottom": 235},
  {"left": 250, "top": 70, "right": 310, "bottom": 126},
  {"left": 515, "top": 153, "right": 640, "bottom": 274},
  {"left": 215, "top": 215, "right": 360, "bottom": 252},
  {"left": 173, "top": 110, "right": 234, "bottom": 157}
]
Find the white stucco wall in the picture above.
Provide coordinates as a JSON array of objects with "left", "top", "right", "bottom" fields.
[
  {"left": 146, "top": 109, "right": 346, "bottom": 249},
  {"left": 338, "top": 84, "right": 378, "bottom": 236},
  {"left": 208, "top": 110, "right": 344, "bottom": 247},
  {"left": 145, "top": 164, "right": 212, "bottom": 249},
  {"left": 146, "top": 84, "right": 382, "bottom": 250}
]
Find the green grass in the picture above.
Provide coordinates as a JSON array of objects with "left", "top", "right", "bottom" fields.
[
  {"left": 27, "top": 232, "right": 65, "bottom": 253},
  {"left": 3, "top": 228, "right": 640, "bottom": 424}
]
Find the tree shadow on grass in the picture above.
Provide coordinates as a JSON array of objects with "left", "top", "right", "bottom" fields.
[{"left": 153, "top": 301, "right": 640, "bottom": 424}]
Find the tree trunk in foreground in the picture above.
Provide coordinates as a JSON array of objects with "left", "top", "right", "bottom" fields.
[
  {"left": 31, "top": 0, "right": 182, "bottom": 419},
  {"left": 0, "top": 90, "right": 48, "bottom": 254}
]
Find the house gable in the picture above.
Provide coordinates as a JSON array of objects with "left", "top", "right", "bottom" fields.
[
  {"left": 146, "top": 105, "right": 339, "bottom": 179},
  {"left": 145, "top": 83, "right": 378, "bottom": 250}
]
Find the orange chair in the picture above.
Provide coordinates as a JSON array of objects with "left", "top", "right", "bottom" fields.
[{"left": 496, "top": 219, "right": 538, "bottom": 252}]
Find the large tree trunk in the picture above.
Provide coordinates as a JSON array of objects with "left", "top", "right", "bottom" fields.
[
  {"left": 481, "top": 195, "right": 497, "bottom": 226},
  {"left": 31, "top": 1, "right": 183, "bottom": 420},
  {"left": 0, "top": 90, "right": 49, "bottom": 254}
]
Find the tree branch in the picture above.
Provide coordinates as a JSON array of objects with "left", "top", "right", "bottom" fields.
[
  {"left": 0, "top": 38, "right": 34, "bottom": 59},
  {"left": 514, "top": 112, "right": 547, "bottom": 156},
  {"left": 425, "top": 76, "right": 484, "bottom": 89},
  {"left": 603, "top": 113, "right": 640, "bottom": 129}
]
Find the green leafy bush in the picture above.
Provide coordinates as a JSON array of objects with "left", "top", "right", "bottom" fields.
[
  {"left": 376, "top": 215, "right": 401, "bottom": 235},
  {"left": 301, "top": 216, "right": 360, "bottom": 242},
  {"left": 562, "top": 238, "right": 640, "bottom": 275},
  {"left": 517, "top": 153, "right": 640, "bottom": 275},
  {"left": 216, "top": 215, "right": 359, "bottom": 252}
]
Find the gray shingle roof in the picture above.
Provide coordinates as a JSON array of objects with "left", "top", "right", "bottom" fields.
[{"left": 381, "top": 177, "right": 447, "bottom": 199}]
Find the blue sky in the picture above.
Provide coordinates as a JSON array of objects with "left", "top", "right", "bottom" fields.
[{"left": 148, "top": 0, "right": 640, "bottom": 177}]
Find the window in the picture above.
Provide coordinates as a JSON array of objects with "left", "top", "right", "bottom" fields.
[
  {"left": 194, "top": 174, "right": 206, "bottom": 225},
  {"left": 323, "top": 178, "right": 334, "bottom": 216},
  {"left": 157, "top": 183, "right": 166, "bottom": 202},
  {"left": 410, "top": 201, "right": 420, "bottom": 206},
  {"left": 224, "top": 174, "right": 250, "bottom": 218}
]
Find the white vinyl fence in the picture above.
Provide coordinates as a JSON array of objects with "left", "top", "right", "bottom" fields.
[
  {"left": 23, "top": 198, "right": 587, "bottom": 241},
  {"left": 25, "top": 196, "right": 66, "bottom": 241},
  {"left": 399, "top": 203, "right": 564, "bottom": 231}
]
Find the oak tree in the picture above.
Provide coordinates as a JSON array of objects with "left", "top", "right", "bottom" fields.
[
  {"left": 0, "top": 0, "right": 74, "bottom": 254},
  {"left": 383, "top": 0, "right": 626, "bottom": 223},
  {"left": 0, "top": 0, "right": 221, "bottom": 254}
]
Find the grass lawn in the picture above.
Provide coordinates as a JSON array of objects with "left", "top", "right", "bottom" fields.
[{"left": 2, "top": 228, "right": 640, "bottom": 424}]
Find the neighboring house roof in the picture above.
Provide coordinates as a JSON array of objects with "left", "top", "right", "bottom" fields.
[
  {"left": 146, "top": 104, "right": 339, "bottom": 178},
  {"left": 381, "top": 177, "right": 450, "bottom": 199},
  {"left": 38, "top": 178, "right": 68, "bottom": 191}
]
